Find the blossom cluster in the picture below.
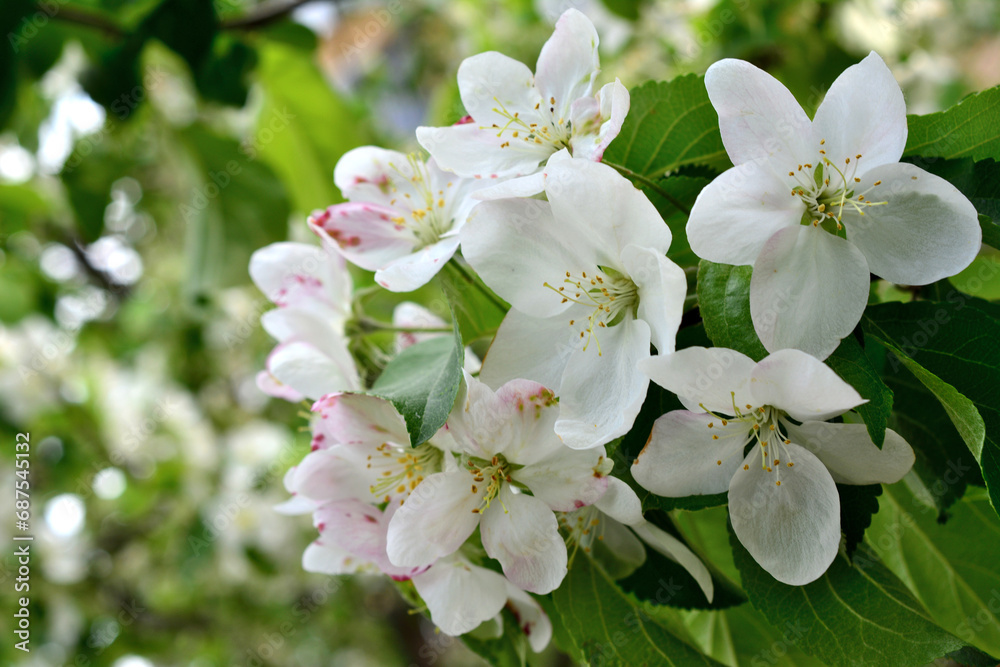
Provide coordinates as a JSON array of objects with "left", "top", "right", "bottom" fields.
[{"left": 249, "top": 8, "right": 981, "bottom": 647}]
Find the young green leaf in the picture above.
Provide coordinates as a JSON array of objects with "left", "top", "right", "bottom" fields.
[
  {"left": 696, "top": 261, "right": 768, "bottom": 362},
  {"left": 826, "top": 335, "right": 894, "bottom": 448}
]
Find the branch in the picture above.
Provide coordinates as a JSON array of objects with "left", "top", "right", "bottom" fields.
[
  {"left": 46, "top": 5, "right": 124, "bottom": 39},
  {"left": 221, "top": 0, "right": 323, "bottom": 30}
]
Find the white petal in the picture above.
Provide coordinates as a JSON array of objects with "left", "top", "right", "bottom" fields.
[
  {"left": 458, "top": 51, "right": 541, "bottom": 125},
  {"left": 749, "top": 349, "right": 865, "bottom": 421},
  {"left": 632, "top": 410, "right": 749, "bottom": 497},
  {"left": 728, "top": 443, "right": 840, "bottom": 585},
  {"left": 589, "top": 79, "right": 630, "bottom": 161},
  {"left": 513, "top": 445, "right": 609, "bottom": 511},
  {"left": 416, "top": 124, "right": 551, "bottom": 180},
  {"left": 481, "top": 486, "right": 567, "bottom": 594},
  {"left": 811, "top": 52, "right": 907, "bottom": 171},
  {"left": 631, "top": 521, "right": 714, "bottom": 602},
  {"left": 594, "top": 476, "right": 643, "bottom": 525},
  {"left": 249, "top": 242, "right": 349, "bottom": 311},
  {"left": 287, "top": 446, "right": 371, "bottom": 502},
  {"left": 479, "top": 307, "right": 578, "bottom": 391},
  {"left": 413, "top": 557, "right": 509, "bottom": 636},
  {"left": 555, "top": 318, "right": 651, "bottom": 450},
  {"left": 592, "top": 515, "right": 647, "bottom": 576},
  {"left": 311, "top": 392, "right": 409, "bottom": 448},
  {"left": 302, "top": 539, "right": 367, "bottom": 575},
  {"left": 503, "top": 583, "right": 553, "bottom": 653},
  {"left": 784, "top": 421, "right": 915, "bottom": 485},
  {"left": 333, "top": 146, "right": 423, "bottom": 206},
  {"left": 845, "top": 162, "right": 981, "bottom": 285},
  {"left": 749, "top": 225, "right": 870, "bottom": 360},
  {"left": 622, "top": 244, "right": 687, "bottom": 355},
  {"left": 704, "top": 58, "right": 812, "bottom": 167},
  {"left": 268, "top": 341, "right": 360, "bottom": 400},
  {"left": 386, "top": 471, "right": 482, "bottom": 567},
  {"left": 638, "top": 346, "right": 757, "bottom": 415},
  {"left": 315, "top": 501, "right": 424, "bottom": 580},
  {"left": 373, "top": 236, "right": 460, "bottom": 292},
  {"left": 255, "top": 370, "right": 303, "bottom": 402},
  {"left": 534, "top": 9, "right": 599, "bottom": 116},
  {"left": 686, "top": 163, "right": 805, "bottom": 266},
  {"left": 309, "top": 203, "right": 416, "bottom": 273}
]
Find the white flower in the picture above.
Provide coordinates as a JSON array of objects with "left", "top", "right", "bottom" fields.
[
  {"left": 687, "top": 52, "right": 981, "bottom": 359},
  {"left": 249, "top": 242, "right": 360, "bottom": 400},
  {"left": 461, "top": 158, "right": 688, "bottom": 449},
  {"left": 386, "top": 374, "right": 611, "bottom": 594},
  {"left": 416, "top": 9, "right": 629, "bottom": 180},
  {"left": 560, "top": 477, "right": 715, "bottom": 602},
  {"left": 309, "top": 147, "right": 490, "bottom": 292},
  {"left": 632, "top": 347, "right": 915, "bottom": 585}
]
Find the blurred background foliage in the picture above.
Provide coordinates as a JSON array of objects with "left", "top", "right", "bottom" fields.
[{"left": 0, "top": 0, "right": 999, "bottom": 665}]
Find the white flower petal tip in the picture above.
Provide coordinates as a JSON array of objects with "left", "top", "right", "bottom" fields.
[{"left": 693, "top": 53, "right": 981, "bottom": 356}]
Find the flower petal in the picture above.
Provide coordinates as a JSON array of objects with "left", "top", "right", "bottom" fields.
[
  {"left": 503, "top": 583, "right": 553, "bottom": 653},
  {"left": 386, "top": 471, "right": 482, "bottom": 567},
  {"left": 749, "top": 225, "right": 870, "bottom": 360},
  {"left": 417, "top": 123, "right": 551, "bottom": 180},
  {"left": 622, "top": 244, "right": 687, "bottom": 355},
  {"left": 302, "top": 539, "right": 368, "bottom": 575},
  {"left": 458, "top": 51, "right": 541, "bottom": 125},
  {"left": 595, "top": 476, "right": 643, "bottom": 525},
  {"left": 749, "top": 348, "right": 865, "bottom": 421},
  {"left": 704, "top": 58, "right": 812, "bottom": 167},
  {"left": 309, "top": 203, "right": 416, "bottom": 272},
  {"left": 287, "top": 446, "right": 371, "bottom": 502},
  {"left": 374, "top": 236, "right": 460, "bottom": 292},
  {"left": 784, "top": 421, "right": 915, "bottom": 485},
  {"left": 728, "top": 443, "right": 840, "bottom": 585},
  {"left": 811, "top": 52, "right": 907, "bottom": 171},
  {"left": 478, "top": 308, "right": 576, "bottom": 391},
  {"left": 845, "top": 162, "right": 981, "bottom": 285},
  {"left": 513, "top": 446, "right": 609, "bottom": 511},
  {"left": 480, "top": 486, "right": 567, "bottom": 594},
  {"left": 255, "top": 370, "right": 303, "bottom": 402},
  {"left": 686, "top": 163, "right": 806, "bottom": 266},
  {"left": 413, "top": 557, "right": 509, "bottom": 636},
  {"left": 534, "top": 8, "right": 599, "bottom": 117},
  {"left": 249, "top": 242, "right": 350, "bottom": 311},
  {"left": 311, "top": 392, "right": 410, "bottom": 448},
  {"left": 639, "top": 346, "right": 757, "bottom": 416},
  {"left": 632, "top": 410, "right": 749, "bottom": 497},
  {"left": 631, "top": 521, "right": 714, "bottom": 603},
  {"left": 555, "top": 318, "right": 651, "bottom": 450},
  {"left": 267, "top": 340, "right": 359, "bottom": 400}
]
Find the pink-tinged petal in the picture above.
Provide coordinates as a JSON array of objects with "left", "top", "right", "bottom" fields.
[
  {"left": 728, "top": 443, "right": 840, "bottom": 586},
  {"left": 255, "top": 370, "right": 303, "bottom": 403},
  {"left": 310, "top": 393, "right": 409, "bottom": 448},
  {"left": 704, "top": 58, "right": 812, "bottom": 167},
  {"left": 315, "top": 501, "right": 425, "bottom": 580},
  {"left": 417, "top": 124, "right": 552, "bottom": 180},
  {"left": 481, "top": 486, "right": 567, "bottom": 594},
  {"left": 595, "top": 477, "right": 644, "bottom": 525},
  {"left": 267, "top": 341, "right": 360, "bottom": 400},
  {"left": 555, "top": 318, "right": 651, "bottom": 450},
  {"left": 749, "top": 225, "right": 870, "bottom": 360},
  {"left": 622, "top": 244, "right": 687, "bottom": 355},
  {"left": 503, "top": 583, "right": 553, "bottom": 652},
  {"left": 750, "top": 348, "right": 865, "bottom": 421},
  {"left": 458, "top": 51, "right": 541, "bottom": 124},
  {"left": 811, "top": 52, "right": 907, "bottom": 172},
  {"left": 302, "top": 539, "right": 369, "bottom": 575},
  {"left": 386, "top": 471, "right": 483, "bottom": 567},
  {"left": 686, "top": 163, "right": 805, "bottom": 266},
  {"left": 249, "top": 242, "right": 350, "bottom": 311},
  {"left": 638, "top": 347, "right": 757, "bottom": 416},
  {"left": 333, "top": 146, "right": 423, "bottom": 206},
  {"left": 309, "top": 202, "right": 416, "bottom": 273},
  {"left": 845, "top": 162, "right": 981, "bottom": 286},
  {"left": 287, "top": 446, "right": 371, "bottom": 502},
  {"left": 630, "top": 521, "right": 714, "bottom": 603},
  {"left": 535, "top": 9, "right": 599, "bottom": 117},
  {"left": 373, "top": 236, "right": 460, "bottom": 292},
  {"left": 479, "top": 307, "right": 579, "bottom": 391},
  {"left": 783, "top": 421, "right": 914, "bottom": 485},
  {"left": 412, "top": 557, "right": 509, "bottom": 636},
  {"left": 632, "top": 410, "right": 749, "bottom": 497},
  {"left": 513, "top": 446, "right": 609, "bottom": 511}
]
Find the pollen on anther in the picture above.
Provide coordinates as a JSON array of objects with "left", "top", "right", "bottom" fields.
[
  {"left": 787, "top": 462, "right": 794, "bottom": 467},
  {"left": 712, "top": 435, "right": 719, "bottom": 440},
  {"left": 743, "top": 464, "right": 749, "bottom": 470},
  {"left": 716, "top": 460, "right": 722, "bottom": 465},
  {"left": 776, "top": 481, "right": 782, "bottom": 486},
  {"left": 820, "top": 139, "right": 826, "bottom": 145}
]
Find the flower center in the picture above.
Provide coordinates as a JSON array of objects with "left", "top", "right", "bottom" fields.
[
  {"left": 544, "top": 267, "right": 639, "bottom": 356},
  {"left": 787, "top": 139, "right": 888, "bottom": 233},
  {"left": 702, "top": 396, "right": 796, "bottom": 487},
  {"left": 387, "top": 155, "right": 454, "bottom": 248},
  {"left": 367, "top": 442, "right": 442, "bottom": 503},
  {"left": 487, "top": 95, "right": 573, "bottom": 153},
  {"left": 466, "top": 454, "right": 514, "bottom": 514},
  {"left": 559, "top": 506, "right": 604, "bottom": 555}
]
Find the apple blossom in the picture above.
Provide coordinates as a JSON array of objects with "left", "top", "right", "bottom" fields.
[
  {"left": 461, "top": 158, "right": 687, "bottom": 449},
  {"left": 632, "top": 347, "right": 915, "bottom": 585},
  {"left": 309, "top": 147, "right": 491, "bottom": 292},
  {"left": 386, "top": 374, "right": 612, "bottom": 594},
  {"left": 249, "top": 242, "right": 360, "bottom": 400},
  {"left": 416, "top": 9, "right": 629, "bottom": 180},
  {"left": 687, "top": 52, "right": 981, "bottom": 359}
]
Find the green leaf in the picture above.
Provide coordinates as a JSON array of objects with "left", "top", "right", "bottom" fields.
[
  {"left": 826, "top": 335, "right": 893, "bottom": 448},
  {"left": 867, "top": 484, "right": 1000, "bottom": 657},
  {"left": 861, "top": 301, "right": 1000, "bottom": 515},
  {"left": 553, "top": 553, "right": 726, "bottom": 666},
  {"left": 729, "top": 522, "right": 965, "bottom": 666},
  {"left": 603, "top": 75, "right": 731, "bottom": 179},
  {"left": 981, "top": 214, "right": 1000, "bottom": 251},
  {"left": 838, "top": 483, "right": 882, "bottom": 559},
  {"left": 696, "top": 261, "right": 768, "bottom": 362},
  {"left": 904, "top": 86, "right": 1000, "bottom": 162},
  {"left": 439, "top": 260, "right": 507, "bottom": 346},
  {"left": 370, "top": 328, "right": 463, "bottom": 447},
  {"left": 253, "top": 39, "right": 371, "bottom": 213}
]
